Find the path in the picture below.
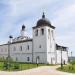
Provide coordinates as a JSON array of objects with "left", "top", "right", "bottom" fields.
[{"left": 0, "top": 66, "right": 74, "bottom": 75}]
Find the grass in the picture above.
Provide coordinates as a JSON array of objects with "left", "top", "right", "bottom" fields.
[
  {"left": 57, "top": 64, "right": 75, "bottom": 73},
  {"left": 0, "top": 61, "right": 54, "bottom": 71}
]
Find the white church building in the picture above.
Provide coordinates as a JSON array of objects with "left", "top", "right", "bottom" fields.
[{"left": 0, "top": 13, "right": 68, "bottom": 64}]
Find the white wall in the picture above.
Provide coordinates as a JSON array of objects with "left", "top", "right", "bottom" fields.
[
  {"left": 33, "top": 26, "right": 56, "bottom": 64},
  {"left": 46, "top": 26, "right": 56, "bottom": 64},
  {"left": 33, "top": 26, "right": 48, "bottom": 63},
  {"left": 56, "top": 50, "right": 68, "bottom": 64},
  {"left": 0, "top": 45, "right": 8, "bottom": 59},
  {"left": 10, "top": 41, "right": 33, "bottom": 62},
  {"left": 0, "top": 41, "right": 33, "bottom": 62}
]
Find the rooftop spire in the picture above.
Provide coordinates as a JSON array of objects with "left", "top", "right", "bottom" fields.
[{"left": 42, "top": 12, "right": 45, "bottom": 18}]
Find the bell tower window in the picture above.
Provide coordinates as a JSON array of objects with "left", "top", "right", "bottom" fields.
[
  {"left": 35, "top": 29, "right": 38, "bottom": 36},
  {"left": 48, "top": 29, "right": 50, "bottom": 35},
  {"left": 48, "top": 29, "right": 50, "bottom": 39},
  {"left": 41, "top": 28, "right": 44, "bottom": 35},
  {"left": 51, "top": 30, "right": 54, "bottom": 40}
]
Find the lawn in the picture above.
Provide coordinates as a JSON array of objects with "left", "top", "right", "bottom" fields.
[
  {"left": 0, "top": 61, "right": 54, "bottom": 71},
  {"left": 57, "top": 64, "right": 75, "bottom": 73}
]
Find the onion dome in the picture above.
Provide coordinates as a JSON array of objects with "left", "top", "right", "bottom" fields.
[
  {"left": 9, "top": 35, "right": 13, "bottom": 38},
  {"left": 22, "top": 25, "right": 25, "bottom": 30},
  {"left": 37, "top": 12, "right": 51, "bottom": 26},
  {"left": 35, "top": 12, "right": 55, "bottom": 29}
]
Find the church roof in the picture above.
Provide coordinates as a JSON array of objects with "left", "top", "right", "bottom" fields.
[
  {"left": 56, "top": 44, "right": 68, "bottom": 51},
  {"left": 12, "top": 39, "right": 32, "bottom": 44},
  {"left": 0, "top": 39, "right": 32, "bottom": 46},
  {"left": 33, "top": 12, "right": 55, "bottom": 29}
]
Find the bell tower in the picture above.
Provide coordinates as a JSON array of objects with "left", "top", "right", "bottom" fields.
[{"left": 32, "top": 13, "right": 56, "bottom": 64}]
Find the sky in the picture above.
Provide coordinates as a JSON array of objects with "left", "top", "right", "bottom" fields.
[{"left": 0, "top": 0, "right": 75, "bottom": 56}]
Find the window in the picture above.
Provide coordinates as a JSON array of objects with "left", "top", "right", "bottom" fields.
[
  {"left": 51, "top": 30, "right": 54, "bottom": 40},
  {"left": 27, "top": 45, "right": 29, "bottom": 50},
  {"left": 20, "top": 46, "right": 22, "bottom": 51},
  {"left": 39, "top": 45, "right": 41, "bottom": 48},
  {"left": 51, "top": 30, "right": 53, "bottom": 36},
  {"left": 48, "top": 29, "right": 50, "bottom": 39},
  {"left": 36, "top": 56, "right": 40, "bottom": 63},
  {"left": 48, "top": 29, "right": 50, "bottom": 35},
  {"left": 35, "top": 29, "right": 38, "bottom": 36},
  {"left": 27, "top": 57, "right": 30, "bottom": 61},
  {"left": 41, "top": 29, "right": 44, "bottom": 35}
]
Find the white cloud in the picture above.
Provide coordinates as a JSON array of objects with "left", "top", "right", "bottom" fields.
[
  {"left": 0, "top": 0, "right": 57, "bottom": 38},
  {"left": 53, "top": 3, "right": 75, "bottom": 28},
  {"left": 52, "top": 2, "right": 75, "bottom": 56},
  {"left": 0, "top": 0, "right": 75, "bottom": 56}
]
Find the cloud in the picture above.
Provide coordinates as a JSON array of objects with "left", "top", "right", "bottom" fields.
[
  {"left": 0, "top": 0, "right": 57, "bottom": 38},
  {"left": 0, "top": 0, "right": 75, "bottom": 56},
  {"left": 51, "top": 2, "right": 75, "bottom": 56},
  {"left": 53, "top": 3, "right": 75, "bottom": 27}
]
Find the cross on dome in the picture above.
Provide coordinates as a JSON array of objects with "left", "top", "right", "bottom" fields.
[{"left": 42, "top": 12, "right": 45, "bottom": 18}]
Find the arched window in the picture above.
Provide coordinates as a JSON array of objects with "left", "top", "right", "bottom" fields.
[
  {"left": 36, "top": 56, "right": 40, "bottom": 63},
  {"left": 48, "top": 29, "right": 50, "bottom": 39},
  {"left": 20, "top": 46, "right": 22, "bottom": 51},
  {"left": 35, "top": 29, "right": 38, "bottom": 36},
  {"left": 27, "top": 45, "right": 29, "bottom": 50},
  {"left": 51, "top": 30, "right": 54, "bottom": 40},
  {"left": 27, "top": 57, "right": 30, "bottom": 61},
  {"left": 41, "top": 28, "right": 44, "bottom": 35},
  {"left": 48, "top": 29, "right": 50, "bottom": 35},
  {"left": 39, "top": 45, "right": 41, "bottom": 48}
]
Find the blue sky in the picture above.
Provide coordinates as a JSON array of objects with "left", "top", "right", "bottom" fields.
[{"left": 0, "top": 0, "right": 75, "bottom": 56}]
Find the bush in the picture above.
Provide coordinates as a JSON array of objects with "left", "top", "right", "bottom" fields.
[
  {"left": 70, "top": 60, "right": 75, "bottom": 65},
  {"left": 14, "top": 63, "right": 19, "bottom": 70},
  {"left": 3, "top": 62, "right": 8, "bottom": 70}
]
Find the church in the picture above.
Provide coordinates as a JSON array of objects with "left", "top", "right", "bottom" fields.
[{"left": 0, "top": 13, "right": 68, "bottom": 64}]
